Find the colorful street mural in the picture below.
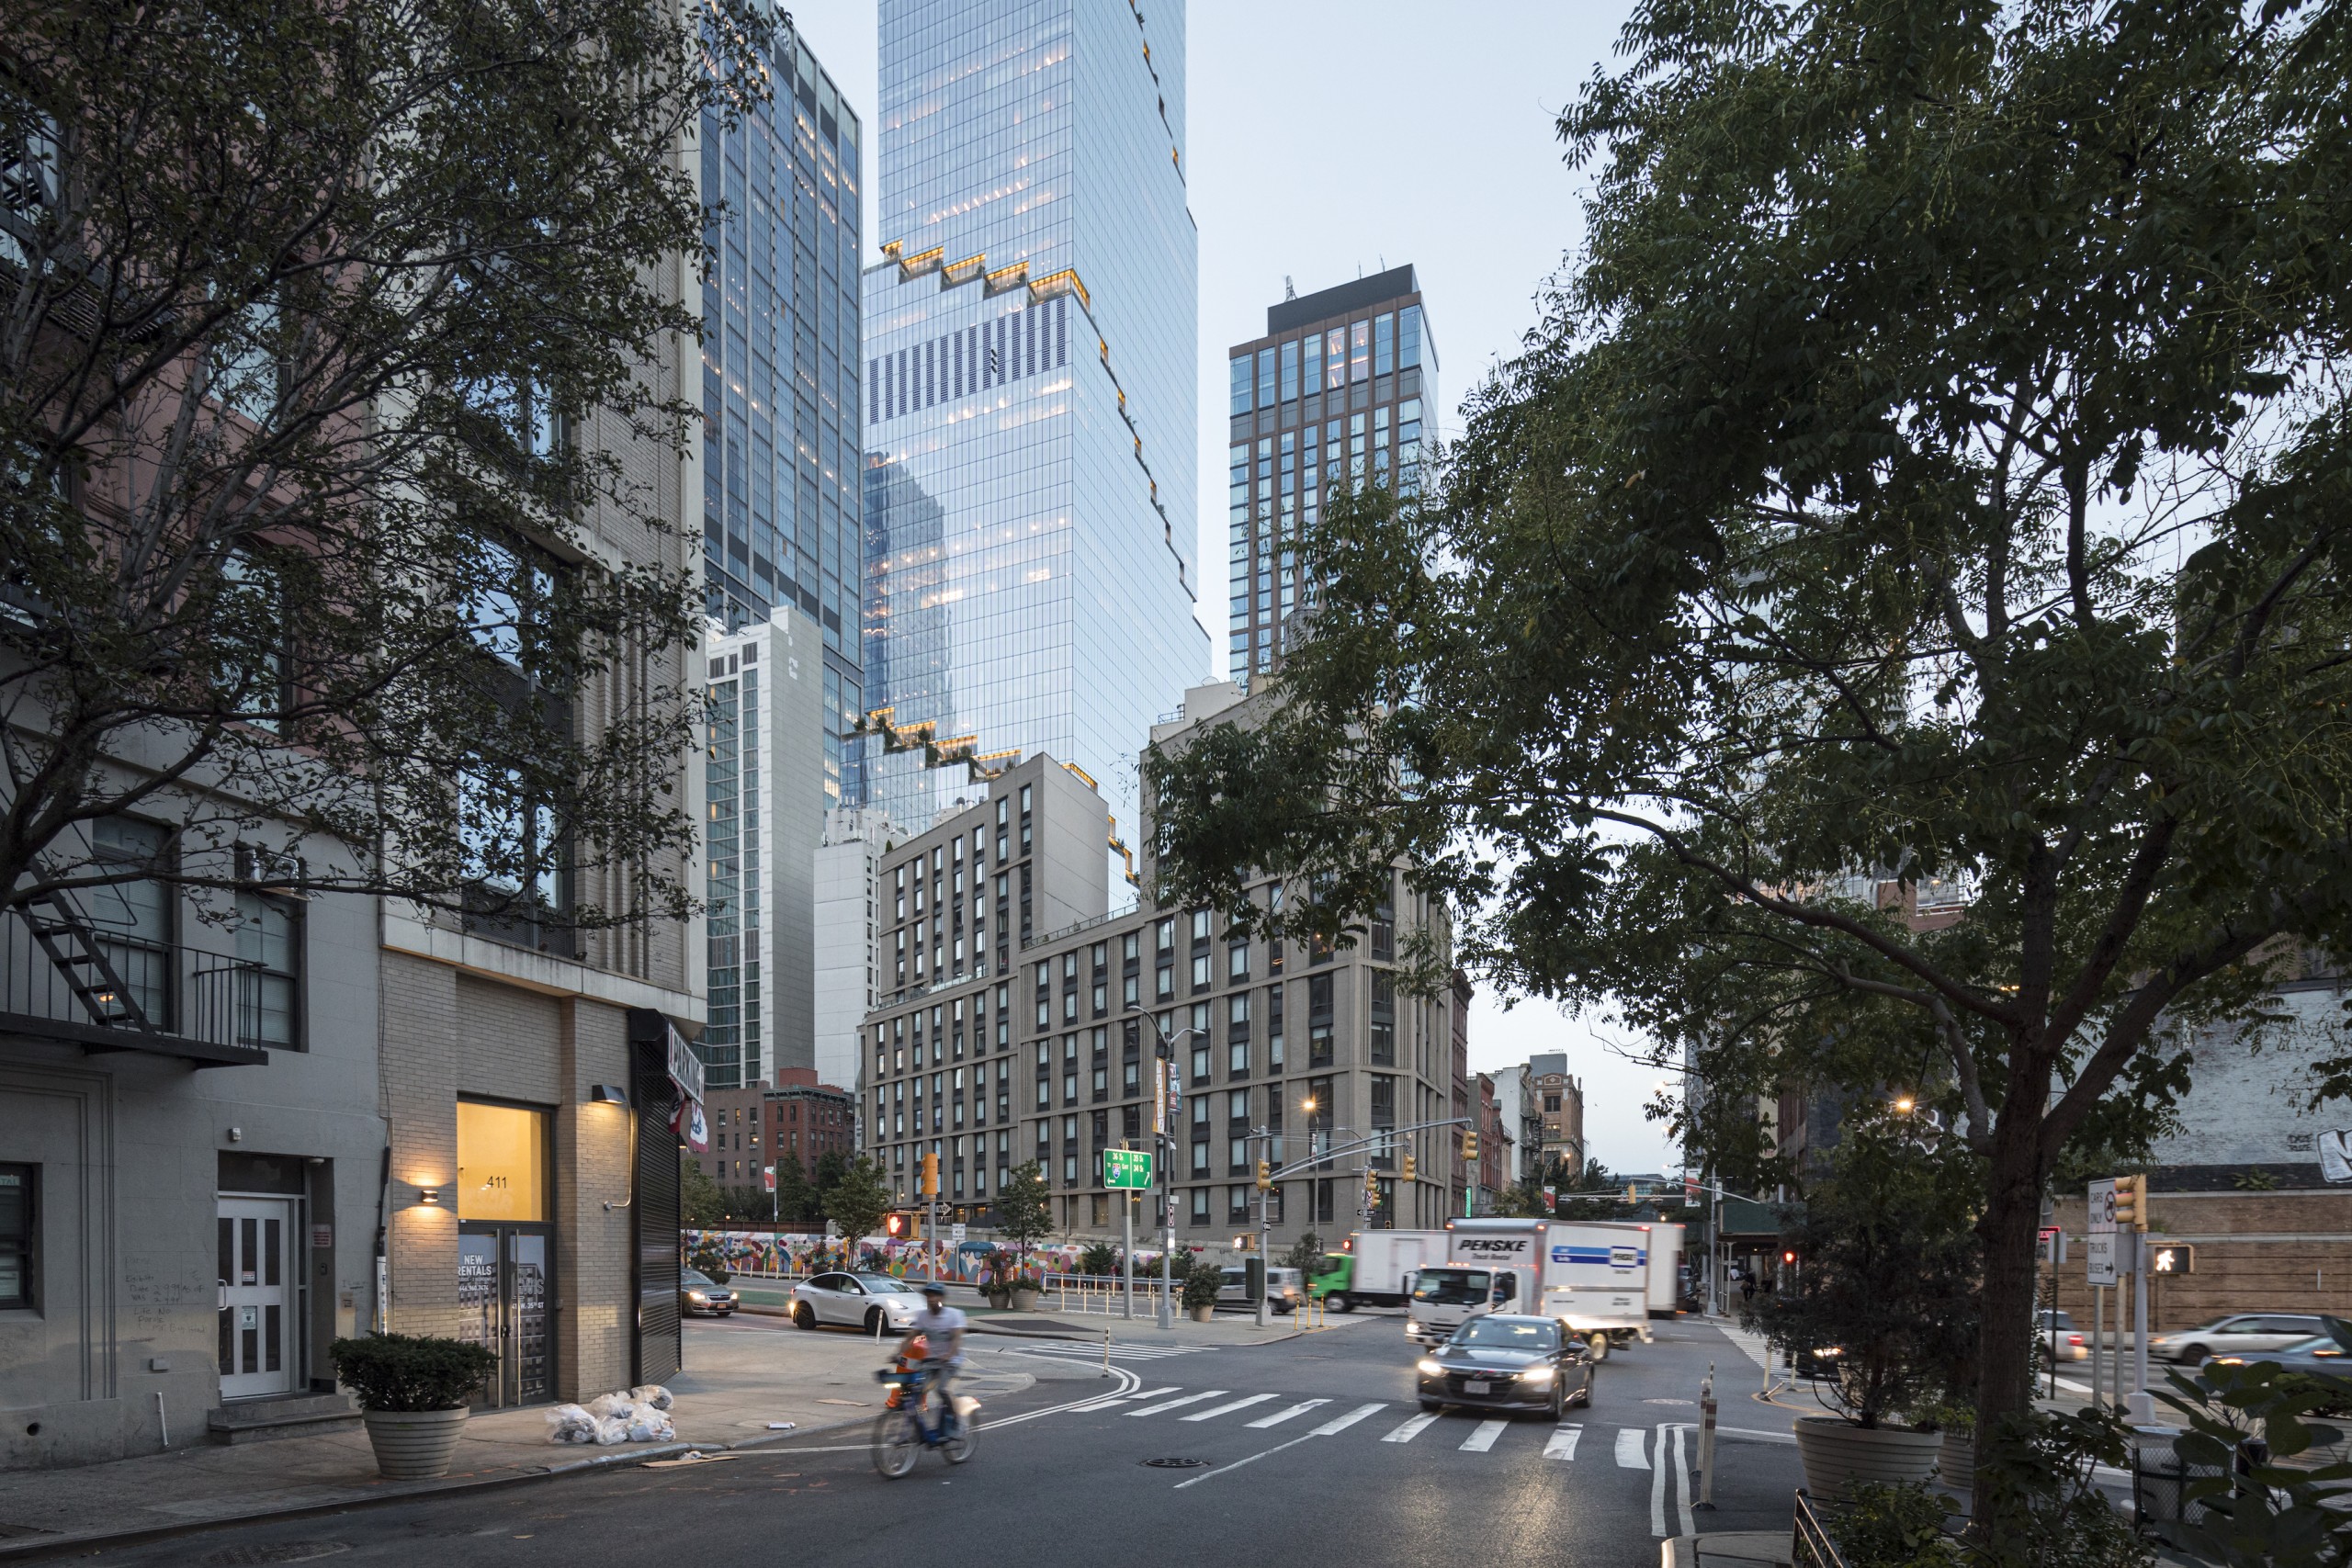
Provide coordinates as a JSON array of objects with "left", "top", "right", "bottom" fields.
[{"left": 676, "top": 1229, "right": 1167, "bottom": 1280}]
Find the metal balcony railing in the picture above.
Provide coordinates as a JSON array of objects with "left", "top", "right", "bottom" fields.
[{"left": 3, "top": 899, "right": 271, "bottom": 1066}]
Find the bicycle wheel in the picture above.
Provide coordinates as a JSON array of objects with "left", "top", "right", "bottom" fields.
[
  {"left": 870, "top": 1408, "right": 920, "bottom": 1478},
  {"left": 943, "top": 1409, "right": 977, "bottom": 1465}
]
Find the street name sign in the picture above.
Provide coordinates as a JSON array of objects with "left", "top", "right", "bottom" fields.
[{"left": 1102, "top": 1148, "right": 1155, "bottom": 1190}]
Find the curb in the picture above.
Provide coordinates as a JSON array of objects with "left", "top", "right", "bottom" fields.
[{"left": 0, "top": 1415, "right": 874, "bottom": 1564}]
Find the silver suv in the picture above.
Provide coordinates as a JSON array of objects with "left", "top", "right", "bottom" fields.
[
  {"left": 2148, "top": 1314, "right": 2325, "bottom": 1365},
  {"left": 1216, "top": 1265, "right": 1303, "bottom": 1314}
]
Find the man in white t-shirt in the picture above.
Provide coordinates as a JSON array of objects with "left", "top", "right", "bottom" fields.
[{"left": 910, "top": 1281, "right": 968, "bottom": 1429}]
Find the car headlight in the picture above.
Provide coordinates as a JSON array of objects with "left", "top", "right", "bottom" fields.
[
  {"left": 686, "top": 1291, "right": 708, "bottom": 1303},
  {"left": 1519, "top": 1366, "right": 1555, "bottom": 1385},
  {"left": 1417, "top": 1359, "right": 1443, "bottom": 1377},
  {"left": 1408, "top": 1320, "right": 1425, "bottom": 1335}
]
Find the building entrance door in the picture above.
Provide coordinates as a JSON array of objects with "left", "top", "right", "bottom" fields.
[
  {"left": 457, "top": 1224, "right": 554, "bottom": 1406},
  {"left": 217, "top": 1197, "right": 298, "bottom": 1399}
]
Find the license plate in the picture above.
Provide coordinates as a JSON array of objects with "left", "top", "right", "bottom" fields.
[{"left": 1464, "top": 1380, "right": 1490, "bottom": 1394}]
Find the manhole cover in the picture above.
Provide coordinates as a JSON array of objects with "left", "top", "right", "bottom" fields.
[
  {"left": 199, "top": 1544, "right": 351, "bottom": 1566},
  {"left": 1140, "top": 1457, "right": 1210, "bottom": 1469}
]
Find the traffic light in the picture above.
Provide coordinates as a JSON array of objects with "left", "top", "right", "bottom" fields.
[
  {"left": 2114, "top": 1173, "right": 2147, "bottom": 1231},
  {"left": 1255, "top": 1158, "right": 1272, "bottom": 1191},
  {"left": 1401, "top": 1153, "right": 1417, "bottom": 1184},
  {"left": 1462, "top": 1132, "right": 1479, "bottom": 1161},
  {"left": 1625, "top": 1184, "right": 1639, "bottom": 1205},
  {"left": 885, "top": 1213, "right": 905, "bottom": 1237},
  {"left": 922, "top": 1150, "right": 940, "bottom": 1197},
  {"left": 1781, "top": 1248, "right": 1797, "bottom": 1267},
  {"left": 1364, "top": 1168, "right": 1382, "bottom": 1210}
]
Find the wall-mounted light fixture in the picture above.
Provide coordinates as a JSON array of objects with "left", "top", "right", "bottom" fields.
[
  {"left": 590, "top": 1084, "right": 630, "bottom": 1108},
  {"left": 415, "top": 1187, "right": 442, "bottom": 1206}
]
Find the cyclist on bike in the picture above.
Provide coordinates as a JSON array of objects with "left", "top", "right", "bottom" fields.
[{"left": 908, "top": 1280, "right": 967, "bottom": 1431}]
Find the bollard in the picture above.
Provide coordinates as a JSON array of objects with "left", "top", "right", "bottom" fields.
[
  {"left": 1695, "top": 1362, "right": 1717, "bottom": 1510},
  {"left": 1103, "top": 1327, "right": 1112, "bottom": 1375}
]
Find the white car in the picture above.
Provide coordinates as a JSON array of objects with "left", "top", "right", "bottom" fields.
[
  {"left": 791, "top": 1270, "right": 925, "bottom": 1334},
  {"left": 2148, "top": 1314, "right": 2326, "bottom": 1366}
]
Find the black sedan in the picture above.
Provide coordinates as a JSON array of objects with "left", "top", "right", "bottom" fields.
[{"left": 1417, "top": 1314, "right": 1595, "bottom": 1418}]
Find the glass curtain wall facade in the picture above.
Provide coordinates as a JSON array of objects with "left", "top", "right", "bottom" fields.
[
  {"left": 1225, "top": 266, "right": 1437, "bottom": 683},
  {"left": 864, "top": 0, "right": 1204, "bottom": 876},
  {"left": 700, "top": 8, "right": 866, "bottom": 808}
]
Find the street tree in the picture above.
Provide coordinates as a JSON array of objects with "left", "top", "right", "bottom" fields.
[
  {"left": 993, "top": 1161, "right": 1053, "bottom": 1269},
  {"left": 0, "top": 0, "right": 764, "bottom": 926},
  {"left": 1141, "top": 0, "right": 2352, "bottom": 1456},
  {"left": 820, "top": 1156, "right": 890, "bottom": 1253}
]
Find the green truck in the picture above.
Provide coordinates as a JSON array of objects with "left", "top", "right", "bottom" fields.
[{"left": 1306, "top": 1230, "right": 1443, "bottom": 1311}]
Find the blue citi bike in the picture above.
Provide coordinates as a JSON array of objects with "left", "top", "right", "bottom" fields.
[{"left": 871, "top": 1361, "right": 977, "bottom": 1477}]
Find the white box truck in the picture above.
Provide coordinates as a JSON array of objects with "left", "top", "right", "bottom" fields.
[
  {"left": 1440, "top": 1217, "right": 1652, "bottom": 1354},
  {"left": 1645, "top": 1221, "right": 1684, "bottom": 1318},
  {"left": 1311, "top": 1229, "right": 1442, "bottom": 1312}
]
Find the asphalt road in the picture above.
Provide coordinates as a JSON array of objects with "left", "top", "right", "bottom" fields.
[{"left": 87, "top": 1314, "right": 1809, "bottom": 1568}]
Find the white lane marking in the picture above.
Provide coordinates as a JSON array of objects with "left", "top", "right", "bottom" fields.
[
  {"left": 2053, "top": 1376, "right": 2092, "bottom": 1393},
  {"left": 1170, "top": 1428, "right": 1321, "bottom": 1490},
  {"left": 1383, "top": 1412, "right": 1442, "bottom": 1444},
  {"left": 1673, "top": 1423, "right": 1694, "bottom": 1537},
  {"left": 1544, "top": 1425, "right": 1582, "bottom": 1461},
  {"left": 1128, "top": 1390, "right": 1226, "bottom": 1417},
  {"left": 1310, "top": 1403, "right": 1386, "bottom": 1436},
  {"left": 1248, "top": 1399, "right": 1330, "bottom": 1428},
  {"left": 1069, "top": 1384, "right": 1180, "bottom": 1412},
  {"left": 1717, "top": 1426, "right": 1798, "bottom": 1445},
  {"left": 1017, "top": 1341, "right": 1206, "bottom": 1360},
  {"left": 1649, "top": 1424, "right": 1670, "bottom": 1538},
  {"left": 985, "top": 1362, "right": 1145, "bottom": 1429},
  {"left": 1460, "top": 1419, "right": 1510, "bottom": 1452},
  {"left": 1183, "top": 1393, "right": 1279, "bottom": 1423},
  {"left": 765, "top": 1361, "right": 1145, "bottom": 1449},
  {"left": 1616, "top": 1427, "right": 1649, "bottom": 1468}
]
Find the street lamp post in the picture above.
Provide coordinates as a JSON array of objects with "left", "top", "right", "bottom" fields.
[{"left": 1125, "top": 1004, "right": 1204, "bottom": 1332}]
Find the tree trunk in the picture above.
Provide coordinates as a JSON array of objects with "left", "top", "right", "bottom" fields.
[{"left": 1974, "top": 1134, "right": 2049, "bottom": 1481}]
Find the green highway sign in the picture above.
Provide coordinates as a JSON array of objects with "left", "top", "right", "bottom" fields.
[{"left": 1101, "top": 1148, "right": 1155, "bottom": 1190}]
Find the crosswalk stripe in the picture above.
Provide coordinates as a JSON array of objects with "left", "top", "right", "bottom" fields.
[
  {"left": 1019, "top": 1342, "right": 1204, "bottom": 1360},
  {"left": 1183, "top": 1394, "right": 1279, "bottom": 1423},
  {"left": 1310, "top": 1403, "right": 1385, "bottom": 1437},
  {"left": 1616, "top": 1427, "right": 1648, "bottom": 1469},
  {"left": 1248, "top": 1399, "right": 1330, "bottom": 1429},
  {"left": 1544, "top": 1426, "right": 1582, "bottom": 1461},
  {"left": 1460, "top": 1420, "right": 1510, "bottom": 1452},
  {"left": 1383, "top": 1412, "right": 1442, "bottom": 1444},
  {"left": 1126, "top": 1388, "right": 1182, "bottom": 1403},
  {"left": 1130, "top": 1390, "right": 1227, "bottom": 1417}
]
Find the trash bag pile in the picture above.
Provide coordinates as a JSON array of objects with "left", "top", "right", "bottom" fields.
[{"left": 545, "top": 1384, "right": 677, "bottom": 1445}]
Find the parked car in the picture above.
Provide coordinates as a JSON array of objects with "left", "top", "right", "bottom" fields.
[
  {"left": 1215, "top": 1265, "right": 1303, "bottom": 1314},
  {"left": 791, "top": 1270, "right": 925, "bottom": 1333},
  {"left": 1416, "top": 1314, "right": 1595, "bottom": 1420},
  {"left": 2206, "top": 1333, "right": 2352, "bottom": 1375},
  {"left": 2148, "top": 1314, "right": 2326, "bottom": 1366},
  {"left": 679, "top": 1268, "right": 736, "bottom": 1318},
  {"left": 2040, "top": 1309, "right": 2088, "bottom": 1362}
]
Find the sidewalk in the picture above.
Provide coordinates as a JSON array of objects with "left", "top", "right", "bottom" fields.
[
  {"left": 0, "top": 1321, "right": 1061, "bottom": 1561},
  {"left": 1663, "top": 1531, "right": 1792, "bottom": 1568}
]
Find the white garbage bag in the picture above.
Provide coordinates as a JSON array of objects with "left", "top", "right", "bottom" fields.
[
  {"left": 628, "top": 1384, "right": 675, "bottom": 1412},
  {"left": 544, "top": 1404, "right": 598, "bottom": 1445},
  {"left": 585, "top": 1392, "right": 637, "bottom": 1419},
  {"left": 593, "top": 1416, "right": 629, "bottom": 1446},
  {"left": 625, "top": 1413, "right": 676, "bottom": 1442}
]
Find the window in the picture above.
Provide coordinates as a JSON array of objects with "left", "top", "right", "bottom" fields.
[
  {"left": 1228, "top": 942, "right": 1250, "bottom": 981},
  {"left": 1324, "top": 327, "right": 1345, "bottom": 389},
  {"left": 1374, "top": 312, "right": 1395, "bottom": 377},
  {"left": 1399, "top": 305, "right": 1423, "bottom": 370},
  {"left": 1369, "top": 970, "right": 1395, "bottom": 1066},
  {"left": 217, "top": 551, "right": 287, "bottom": 729},
  {"left": 1544, "top": 1093, "right": 1562, "bottom": 1113},
  {"left": 1279, "top": 340, "right": 1299, "bottom": 401},
  {"left": 1303, "top": 333, "right": 1323, "bottom": 393},
  {"left": 1350, "top": 320, "right": 1370, "bottom": 381},
  {"left": 1191, "top": 953, "right": 1210, "bottom": 989},
  {"left": 1307, "top": 974, "right": 1334, "bottom": 1067},
  {"left": 0, "top": 1165, "right": 30, "bottom": 1310},
  {"left": 209, "top": 292, "right": 280, "bottom": 424},
  {"left": 89, "top": 816, "right": 172, "bottom": 1025},
  {"left": 1229, "top": 354, "right": 1251, "bottom": 415},
  {"left": 233, "top": 889, "right": 300, "bottom": 1049},
  {"left": 1190, "top": 1188, "right": 1210, "bottom": 1226},
  {"left": 1256, "top": 347, "right": 1275, "bottom": 409},
  {"left": 1156, "top": 919, "right": 1174, "bottom": 953},
  {"left": 1191, "top": 1140, "right": 1210, "bottom": 1179},
  {"left": 1191, "top": 909, "right": 1212, "bottom": 944}
]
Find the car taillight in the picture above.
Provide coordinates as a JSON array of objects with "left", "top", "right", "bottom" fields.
[{"left": 2068, "top": 1335, "right": 2084, "bottom": 1346}]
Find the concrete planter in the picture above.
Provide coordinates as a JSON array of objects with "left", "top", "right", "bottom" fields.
[
  {"left": 1009, "top": 1288, "right": 1040, "bottom": 1313},
  {"left": 360, "top": 1407, "right": 470, "bottom": 1479},
  {"left": 1937, "top": 1430, "right": 1976, "bottom": 1490},
  {"left": 985, "top": 1290, "right": 1011, "bottom": 1310},
  {"left": 1792, "top": 1416, "right": 1941, "bottom": 1495},
  {"left": 1189, "top": 1304, "right": 1216, "bottom": 1323}
]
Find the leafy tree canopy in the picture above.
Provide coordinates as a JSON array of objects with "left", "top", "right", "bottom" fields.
[{"left": 1143, "top": 0, "right": 2352, "bottom": 1446}]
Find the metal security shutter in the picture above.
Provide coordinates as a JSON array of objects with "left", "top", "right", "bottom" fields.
[{"left": 629, "top": 1017, "right": 683, "bottom": 1385}]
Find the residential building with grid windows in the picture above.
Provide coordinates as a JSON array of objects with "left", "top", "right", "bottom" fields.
[
  {"left": 860, "top": 0, "right": 1205, "bottom": 881},
  {"left": 854, "top": 684, "right": 1463, "bottom": 1253},
  {"left": 1225, "top": 266, "right": 1437, "bottom": 685}
]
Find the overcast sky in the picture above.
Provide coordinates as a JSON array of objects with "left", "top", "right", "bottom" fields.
[{"left": 794, "top": 0, "right": 1676, "bottom": 1174}]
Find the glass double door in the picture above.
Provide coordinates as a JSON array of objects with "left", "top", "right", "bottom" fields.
[{"left": 457, "top": 1225, "right": 552, "bottom": 1407}]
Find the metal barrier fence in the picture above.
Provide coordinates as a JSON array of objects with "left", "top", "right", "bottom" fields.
[{"left": 1792, "top": 1490, "right": 1848, "bottom": 1568}]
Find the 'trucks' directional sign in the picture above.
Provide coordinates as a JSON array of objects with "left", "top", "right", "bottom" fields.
[{"left": 1101, "top": 1148, "right": 1155, "bottom": 1190}]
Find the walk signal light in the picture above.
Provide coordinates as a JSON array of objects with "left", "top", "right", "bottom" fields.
[
  {"left": 885, "top": 1213, "right": 905, "bottom": 1237},
  {"left": 1781, "top": 1248, "right": 1797, "bottom": 1267},
  {"left": 1401, "top": 1153, "right": 1417, "bottom": 1184},
  {"left": 2114, "top": 1173, "right": 2147, "bottom": 1231},
  {"left": 1255, "top": 1158, "right": 1272, "bottom": 1191},
  {"left": 1462, "top": 1133, "right": 1479, "bottom": 1161},
  {"left": 922, "top": 1150, "right": 940, "bottom": 1197}
]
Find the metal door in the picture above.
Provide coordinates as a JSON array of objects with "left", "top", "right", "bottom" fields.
[
  {"left": 217, "top": 1198, "right": 297, "bottom": 1399},
  {"left": 458, "top": 1224, "right": 555, "bottom": 1406}
]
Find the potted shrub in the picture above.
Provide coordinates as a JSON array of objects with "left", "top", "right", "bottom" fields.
[
  {"left": 1750, "top": 1128, "right": 1976, "bottom": 1495},
  {"left": 330, "top": 1334, "right": 498, "bottom": 1479},
  {"left": 975, "top": 1250, "right": 1012, "bottom": 1310},
  {"left": 1182, "top": 1261, "right": 1222, "bottom": 1322},
  {"left": 1916, "top": 1400, "right": 1976, "bottom": 1494}
]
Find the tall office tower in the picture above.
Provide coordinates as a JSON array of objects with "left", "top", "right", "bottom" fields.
[
  {"left": 699, "top": 6, "right": 866, "bottom": 810},
  {"left": 700, "top": 612, "right": 828, "bottom": 1089},
  {"left": 863, "top": 0, "right": 1205, "bottom": 882},
  {"left": 1225, "top": 266, "right": 1437, "bottom": 683}
]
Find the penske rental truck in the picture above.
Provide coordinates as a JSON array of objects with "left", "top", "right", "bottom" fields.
[
  {"left": 1310, "top": 1229, "right": 1443, "bottom": 1311},
  {"left": 1415, "top": 1217, "right": 1653, "bottom": 1356}
]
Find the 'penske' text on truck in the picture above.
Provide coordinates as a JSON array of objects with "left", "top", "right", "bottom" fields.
[{"left": 1404, "top": 1218, "right": 1651, "bottom": 1349}]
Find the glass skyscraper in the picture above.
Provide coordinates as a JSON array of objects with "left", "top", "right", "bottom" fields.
[
  {"left": 1225, "top": 266, "right": 1437, "bottom": 683},
  {"left": 699, "top": 7, "right": 865, "bottom": 810},
  {"left": 863, "top": 0, "right": 1205, "bottom": 881}
]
